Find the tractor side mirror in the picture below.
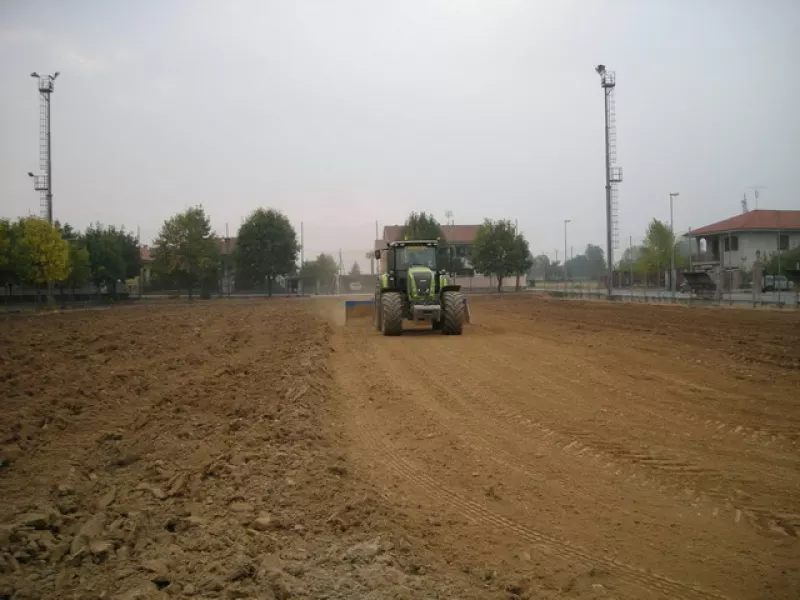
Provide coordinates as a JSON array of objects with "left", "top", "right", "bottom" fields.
[{"left": 374, "top": 250, "right": 381, "bottom": 259}]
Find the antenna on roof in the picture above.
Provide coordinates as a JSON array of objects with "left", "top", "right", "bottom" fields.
[
  {"left": 741, "top": 193, "right": 748, "bottom": 213},
  {"left": 444, "top": 210, "right": 454, "bottom": 226},
  {"left": 746, "top": 185, "right": 766, "bottom": 210}
]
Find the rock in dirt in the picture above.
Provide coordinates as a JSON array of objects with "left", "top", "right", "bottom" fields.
[
  {"left": 141, "top": 558, "right": 172, "bottom": 581},
  {"left": 70, "top": 512, "right": 107, "bottom": 556},
  {"left": 252, "top": 513, "right": 275, "bottom": 531},
  {"left": 89, "top": 539, "right": 114, "bottom": 562},
  {"left": 15, "top": 512, "right": 55, "bottom": 530},
  {"left": 229, "top": 501, "right": 255, "bottom": 514},
  {"left": 0, "top": 443, "right": 23, "bottom": 467},
  {"left": 96, "top": 488, "right": 117, "bottom": 510},
  {"left": 135, "top": 483, "right": 166, "bottom": 500}
]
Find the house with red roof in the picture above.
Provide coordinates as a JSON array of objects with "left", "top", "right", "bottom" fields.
[{"left": 688, "top": 210, "right": 800, "bottom": 270}]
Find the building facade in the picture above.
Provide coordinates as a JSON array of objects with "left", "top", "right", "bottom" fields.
[{"left": 688, "top": 210, "right": 800, "bottom": 271}]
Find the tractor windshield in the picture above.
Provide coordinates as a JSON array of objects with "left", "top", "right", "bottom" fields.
[{"left": 395, "top": 245, "right": 436, "bottom": 270}]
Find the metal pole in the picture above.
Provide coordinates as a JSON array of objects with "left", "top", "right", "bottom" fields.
[
  {"left": 564, "top": 220, "right": 569, "bottom": 294},
  {"left": 300, "top": 221, "right": 304, "bottom": 296},
  {"left": 46, "top": 91, "right": 53, "bottom": 223},
  {"left": 629, "top": 235, "right": 633, "bottom": 300},
  {"left": 670, "top": 194, "right": 674, "bottom": 299},
  {"left": 603, "top": 89, "right": 613, "bottom": 297}
]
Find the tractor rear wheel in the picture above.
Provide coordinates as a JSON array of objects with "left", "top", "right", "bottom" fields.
[
  {"left": 441, "top": 291, "right": 465, "bottom": 335},
  {"left": 381, "top": 292, "right": 404, "bottom": 336}
]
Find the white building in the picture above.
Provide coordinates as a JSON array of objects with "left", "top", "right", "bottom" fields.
[{"left": 688, "top": 209, "right": 800, "bottom": 271}]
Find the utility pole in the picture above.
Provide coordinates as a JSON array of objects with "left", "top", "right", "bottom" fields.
[
  {"left": 564, "top": 220, "right": 571, "bottom": 293},
  {"left": 629, "top": 235, "right": 634, "bottom": 299},
  {"left": 299, "top": 221, "right": 304, "bottom": 295},
  {"left": 669, "top": 192, "right": 680, "bottom": 300}
]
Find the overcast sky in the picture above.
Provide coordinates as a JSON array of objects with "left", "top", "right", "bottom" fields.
[{"left": 1, "top": 0, "right": 798, "bottom": 267}]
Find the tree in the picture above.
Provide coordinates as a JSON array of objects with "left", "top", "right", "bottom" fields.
[
  {"left": 15, "top": 218, "right": 70, "bottom": 290},
  {"left": 508, "top": 233, "right": 533, "bottom": 290},
  {"left": 62, "top": 242, "right": 92, "bottom": 295},
  {"left": 349, "top": 261, "right": 361, "bottom": 276},
  {"left": 531, "top": 254, "right": 550, "bottom": 281},
  {"left": 235, "top": 208, "right": 299, "bottom": 296},
  {"left": 153, "top": 206, "right": 220, "bottom": 298},
  {"left": 584, "top": 244, "right": 606, "bottom": 278},
  {"left": 84, "top": 224, "right": 127, "bottom": 289},
  {"left": 471, "top": 219, "right": 520, "bottom": 292},
  {"left": 402, "top": 212, "right": 444, "bottom": 241},
  {"left": 764, "top": 246, "right": 800, "bottom": 274},
  {"left": 0, "top": 218, "right": 23, "bottom": 292},
  {"left": 636, "top": 219, "right": 688, "bottom": 284},
  {"left": 301, "top": 253, "right": 339, "bottom": 293}
]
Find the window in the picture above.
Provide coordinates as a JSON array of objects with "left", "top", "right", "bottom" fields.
[
  {"left": 723, "top": 236, "right": 739, "bottom": 251},
  {"left": 779, "top": 234, "right": 789, "bottom": 251},
  {"left": 395, "top": 245, "right": 436, "bottom": 269}
]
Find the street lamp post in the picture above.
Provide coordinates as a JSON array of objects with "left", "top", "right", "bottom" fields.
[
  {"left": 564, "top": 220, "right": 571, "bottom": 293},
  {"left": 669, "top": 192, "right": 680, "bottom": 299}
]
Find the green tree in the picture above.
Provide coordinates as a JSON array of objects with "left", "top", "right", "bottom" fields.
[
  {"left": 0, "top": 218, "right": 23, "bottom": 292},
  {"left": 235, "top": 208, "right": 299, "bottom": 296},
  {"left": 402, "top": 211, "right": 445, "bottom": 241},
  {"left": 508, "top": 233, "right": 533, "bottom": 290},
  {"left": 764, "top": 246, "right": 800, "bottom": 274},
  {"left": 62, "top": 242, "right": 92, "bottom": 294},
  {"left": 15, "top": 218, "right": 70, "bottom": 288},
  {"left": 300, "top": 253, "right": 339, "bottom": 293},
  {"left": 349, "top": 261, "right": 361, "bottom": 276},
  {"left": 584, "top": 244, "right": 606, "bottom": 278},
  {"left": 84, "top": 224, "right": 127, "bottom": 289},
  {"left": 531, "top": 254, "right": 550, "bottom": 281},
  {"left": 471, "top": 219, "right": 519, "bottom": 292},
  {"left": 636, "top": 219, "right": 689, "bottom": 283},
  {"left": 153, "top": 206, "right": 220, "bottom": 298}
]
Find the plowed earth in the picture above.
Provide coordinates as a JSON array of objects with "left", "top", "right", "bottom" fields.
[{"left": 1, "top": 297, "right": 799, "bottom": 599}]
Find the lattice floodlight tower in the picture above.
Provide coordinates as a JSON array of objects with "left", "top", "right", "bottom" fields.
[
  {"left": 28, "top": 71, "right": 59, "bottom": 223},
  {"left": 595, "top": 65, "right": 623, "bottom": 295}
]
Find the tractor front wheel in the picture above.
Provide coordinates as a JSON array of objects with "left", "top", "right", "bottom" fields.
[
  {"left": 381, "top": 292, "right": 404, "bottom": 336},
  {"left": 441, "top": 291, "right": 465, "bottom": 335}
]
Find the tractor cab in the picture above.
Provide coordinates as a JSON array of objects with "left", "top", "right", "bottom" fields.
[{"left": 376, "top": 241, "right": 440, "bottom": 299}]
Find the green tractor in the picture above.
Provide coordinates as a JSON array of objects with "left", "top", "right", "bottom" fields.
[{"left": 373, "top": 240, "right": 466, "bottom": 336}]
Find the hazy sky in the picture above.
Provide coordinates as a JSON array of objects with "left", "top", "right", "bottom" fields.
[{"left": 1, "top": 0, "right": 798, "bottom": 266}]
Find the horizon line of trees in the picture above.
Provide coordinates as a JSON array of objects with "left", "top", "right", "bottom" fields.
[{"left": 0, "top": 217, "right": 141, "bottom": 298}]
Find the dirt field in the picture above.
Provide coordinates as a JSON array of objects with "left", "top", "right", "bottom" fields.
[{"left": 1, "top": 297, "right": 799, "bottom": 599}]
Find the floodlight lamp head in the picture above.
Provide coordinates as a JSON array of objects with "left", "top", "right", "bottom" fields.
[
  {"left": 595, "top": 64, "right": 606, "bottom": 75},
  {"left": 30, "top": 72, "right": 39, "bottom": 78},
  {"left": 53, "top": 71, "right": 60, "bottom": 78},
  {"left": 27, "top": 172, "right": 34, "bottom": 178}
]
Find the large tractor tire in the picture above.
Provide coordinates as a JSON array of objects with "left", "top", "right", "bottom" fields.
[
  {"left": 441, "top": 291, "right": 465, "bottom": 335},
  {"left": 381, "top": 292, "right": 404, "bottom": 336}
]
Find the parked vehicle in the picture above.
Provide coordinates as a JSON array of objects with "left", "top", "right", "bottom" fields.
[{"left": 762, "top": 275, "right": 793, "bottom": 292}]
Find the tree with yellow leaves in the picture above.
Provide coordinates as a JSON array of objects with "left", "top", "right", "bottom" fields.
[{"left": 15, "top": 218, "right": 71, "bottom": 287}]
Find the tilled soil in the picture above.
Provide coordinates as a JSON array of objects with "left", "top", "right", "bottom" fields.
[
  {"left": 1, "top": 297, "right": 799, "bottom": 599},
  {"left": 333, "top": 296, "right": 800, "bottom": 599},
  {"left": 0, "top": 302, "right": 487, "bottom": 599}
]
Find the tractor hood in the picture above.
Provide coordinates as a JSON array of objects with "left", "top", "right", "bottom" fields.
[{"left": 407, "top": 266, "right": 437, "bottom": 300}]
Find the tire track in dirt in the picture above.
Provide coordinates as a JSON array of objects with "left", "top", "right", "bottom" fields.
[
  {"left": 444, "top": 328, "right": 800, "bottom": 536},
  {"left": 389, "top": 331, "right": 800, "bottom": 540},
  {"left": 332, "top": 330, "right": 729, "bottom": 600}
]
